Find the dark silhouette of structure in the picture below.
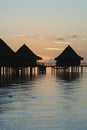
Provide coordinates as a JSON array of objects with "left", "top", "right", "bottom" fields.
[
  {"left": 0, "top": 38, "right": 84, "bottom": 78},
  {"left": 15, "top": 44, "right": 42, "bottom": 67},
  {"left": 0, "top": 39, "right": 42, "bottom": 77},
  {"left": 37, "top": 63, "right": 46, "bottom": 73},
  {"left": 15, "top": 44, "right": 42, "bottom": 76},
  {"left": 0, "top": 39, "right": 15, "bottom": 67},
  {"left": 55, "top": 45, "right": 83, "bottom": 70}
]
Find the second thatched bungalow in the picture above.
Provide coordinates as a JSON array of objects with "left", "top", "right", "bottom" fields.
[
  {"left": 55, "top": 45, "right": 84, "bottom": 71},
  {"left": 15, "top": 44, "right": 42, "bottom": 67},
  {"left": 14, "top": 44, "right": 42, "bottom": 76}
]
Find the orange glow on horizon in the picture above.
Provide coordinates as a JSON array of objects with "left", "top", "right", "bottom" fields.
[{"left": 39, "top": 55, "right": 54, "bottom": 62}]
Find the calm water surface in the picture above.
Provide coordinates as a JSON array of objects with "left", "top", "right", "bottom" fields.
[{"left": 0, "top": 68, "right": 87, "bottom": 130}]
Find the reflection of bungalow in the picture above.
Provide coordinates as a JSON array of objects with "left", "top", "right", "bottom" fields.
[
  {"left": 0, "top": 39, "right": 15, "bottom": 67},
  {"left": 55, "top": 45, "right": 83, "bottom": 67},
  {"left": 15, "top": 44, "right": 42, "bottom": 67}
]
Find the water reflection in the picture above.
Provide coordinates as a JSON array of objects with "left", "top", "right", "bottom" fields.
[
  {"left": 56, "top": 71, "right": 81, "bottom": 82},
  {"left": 55, "top": 71, "right": 82, "bottom": 101},
  {"left": 0, "top": 71, "right": 39, "bottom": 88},
  {"left": 55, "top": 71, "right": 85, "bottom": 130},
  {"left": 0, "top": 68, "right": 87, "bottom": 130}
]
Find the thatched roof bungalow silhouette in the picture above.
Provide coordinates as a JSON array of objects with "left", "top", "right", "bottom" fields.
[
  {"left": 0, "top": 39, "right": 42, "bottom": 68},
  {"left": 55, "top": 45, "right": 83, "bottom": 67},
  {"left": 15, "top": 44, "right": 42, "bottom": 67},
  {"left": 0, "top": 39, "right": 15, "bottom": 67},
  {"left": 0, "top": 39, "right": 42, "bottom": 76}
]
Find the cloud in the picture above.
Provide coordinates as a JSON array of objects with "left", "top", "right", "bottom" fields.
[
  {"left": 53, "top": 41, "right": 71, "bottom": 45},
  {"left": 53, "top": 35, "right": 77, "bottom": 45},
  {"left": 72, "top": 35, "right": 78, "bottom": 38},
  {"left": 45, "top": 48, "right": 63, "bottom": 51},
  {"left": 66, "top": 35, "right": 78, "bottom": 39},
  {"left": 11, "top": 34, "right": 25, "bottom": 37},
  {"left": 55, "top": 35, "right": 78, "bottom": 42},
  {"left": 53, "top": 36, "right": 69, "bottom": 44},
  {"left": 57, "top": 37, "right": 65, "bottom": 41},
  {"left": 39, "top": 37, "right": 46, "bottom": 40},
  {"left": 81, "top": 38, "right": 87, "bottom": 41}
]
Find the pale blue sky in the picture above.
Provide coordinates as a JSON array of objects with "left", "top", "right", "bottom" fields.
[{"left": 0, "top": 0, "right": 87, "bottom": 61}]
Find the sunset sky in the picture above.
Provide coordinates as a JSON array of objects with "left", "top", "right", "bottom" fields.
[{"left": 0, "top": 0, "right": 87, "bottom": 62}]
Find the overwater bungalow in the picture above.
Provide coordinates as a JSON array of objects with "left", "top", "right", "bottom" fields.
[
  {"left": 0, "top": 39, "right": 42, "bottom": 76},
  {"left": 15, "top": 44, "right": 42, "bottom": 67},
  {"left": 0, "top": 39, "right": 15, "bottom": 67},
  {"left": 55, "top": 45, "right": 83, "bottom": 68}
]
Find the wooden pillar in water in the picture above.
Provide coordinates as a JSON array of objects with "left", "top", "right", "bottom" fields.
[
  {"left": 69, "top": 67, "right": 71, "bottom": 72},
  {"left": 0, "top": 67, "right": 1, "bottom": 77},
  {"left": 71, "top": 67, "right": 73, "bottom": 72},
  {"left": 28, "top": 67, "right": 30, "bottom": 74},
  {"left": 77, "top": 66, "right": 79, "bottom": 72},
  {"left": 5, "top": 67, "right": 9, "bottom": 75},
  {"left": 37, "top": 67, "right": 39, "bottom": 75},
  {"left": 34, "top": 67, "right": 35, "bottom": 75},
  {"left": 75, "top": 66, "right": 77, "bottom": 72},
  {"left": 30, "top": 66, "right": 33, "bottom": 77},
  {"left": 21, "top": 67, "right": 25, "bottom": 76},
  {"left": 81, "top": 66, "right": 83, "bottom": 73},
  {"left": 74, "top": 67, "right": 76, "bottom": 72},
  {"left": 16, "top": 67, "right": 19, "bottom": 77},
  {"left": 8, "top": 67, "right": 10, "bottom": 76},
  {"left": 3, "top": 67, "right": 5, "bottom": 76},
  {"left": 25, "top": 67, "right": 28, "bottom": 75}
]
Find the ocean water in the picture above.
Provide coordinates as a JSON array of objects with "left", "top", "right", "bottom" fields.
[{"left": 0, "top": 67, "right": 87, "bottom": 130}]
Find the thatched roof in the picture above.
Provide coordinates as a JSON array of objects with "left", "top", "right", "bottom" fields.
[
  {"left": 16, "top": 44, "right": 42, "bottom": 60},
  {"left": 55, "top": 45, "right": 83, "bottom": 61},
  {"left": 0, "top": 39, "right": 15, "bottom": 59}
]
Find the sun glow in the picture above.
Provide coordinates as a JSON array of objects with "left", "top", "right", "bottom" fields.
[{"left": 39, "top": 55, "right": 53, "bottom": 62}]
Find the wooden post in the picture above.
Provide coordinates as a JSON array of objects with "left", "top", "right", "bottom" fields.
[
  {"left": 71, "top": 67, "right": 73, "bottom": 72},
  {"left": 21, "top": 67, "right": 25, "bottom": 76},
  {"left": 3, "top": 67, "right": 5, "bottom": 76},
  {"left": 5, "top": 67, "right": 9, "bottom": 76},
  {"left": 69, "top": 67, "right": 70, "bottom": 72},
  {"left": 34, "top": 67, "right": 35, "bottom": 75},
  {"left": 37, "top": 67, "right": 39, "bottom": 75},
  {"left": 0, "top": 67, "right": 1, "bottom": 77},
  {"left": 25, "top": 67, "right": 28, "bottom": 75},
  {"left": 77, "top": 66, "right": 79, "bottom": 72},
  {"left": 16, "top": 67, "right": 19, "bottom": 77},
  {"left": 81, "top": 66, "right": 83, "bottom": 73},
  {"left": 8, "top": 67, "right": 10, "bottom": 76},
  {"left": 30, "top": 67, "right": 32, "bottom": 77},
  {"left": 28, "top": 67, "right": 30, "bottom": 74}
]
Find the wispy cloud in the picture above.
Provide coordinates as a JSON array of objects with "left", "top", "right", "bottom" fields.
[
  {"left": 11, "top": 34, "right": 25, "bottom": 37},
  {"left": 81, "top": 38, "right": 87, "bottom": 41},
  {"left": 57, "top": 37, "right": 65, "bottom": 41},
  {"left": 66, "top": 35, "right": 78, "bottom": 39},
  {"left": 45, "top": 48, "right": 63, "bottom": 51},
  {"left": 53, "top": 35, "right": 77, "bottom": 45},
  {"left": 39, "top": 37, "right": 46, "bottom": 40},
  {"left": 53, "top": 41, "right": 71, "bottom": 44}
]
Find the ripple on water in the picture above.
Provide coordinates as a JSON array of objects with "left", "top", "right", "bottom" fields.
[{"left": 0, "top": 70, "right": 87, "bottom": 130}]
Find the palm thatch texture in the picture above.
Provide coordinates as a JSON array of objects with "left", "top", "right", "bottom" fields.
[
  {"left": 15, "top": 44, "right": 42, "bottom": 67},
  {"left": 55, "top": 45, "right": 83, "bottom": 67},
  {"left": 0, "top": 39, "right": 15, "bottom": 67}
]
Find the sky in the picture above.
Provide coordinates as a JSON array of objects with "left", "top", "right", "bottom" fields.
[{"left": 0, "top": 0, "right": 87, "bottom": 62}]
